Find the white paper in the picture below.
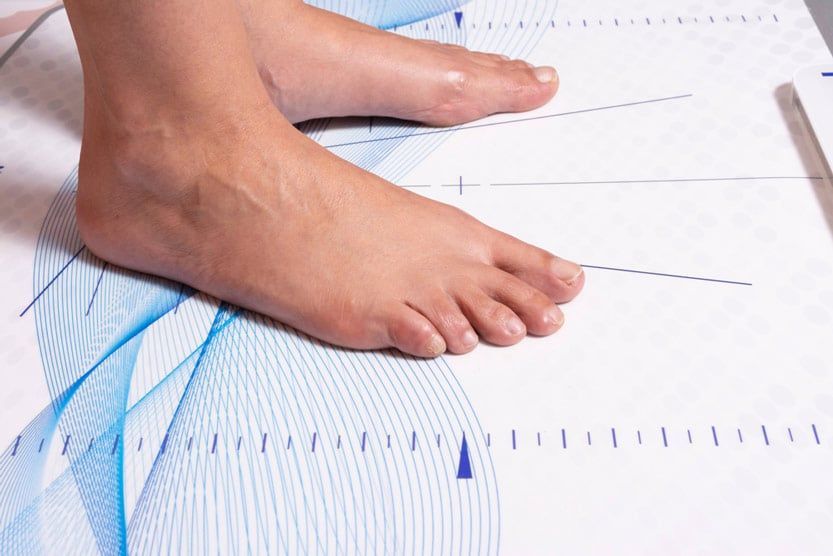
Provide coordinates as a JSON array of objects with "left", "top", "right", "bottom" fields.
[{"left": 1, "top": 0, "right": 833, "bottom": 553}]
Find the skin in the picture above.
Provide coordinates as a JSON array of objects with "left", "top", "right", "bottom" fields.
[{"left": 63, "top": 0, "right": 585, "bottom": 358}]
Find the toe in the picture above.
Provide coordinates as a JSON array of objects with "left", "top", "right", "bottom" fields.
[
  {"left": 409, "top": 292, "right": 479, "bottom": 354},
  {"left": 455, "top": 288, "right": 527, "bottom": 347},
  {"left": 475, "top": 62, "right": 559, "bottom": 116},
  {"left": 384, "top": 304, "right": 447, "bottom": 358},
  {"left": 492, "top": 234, "right": 585, "bottom": 303},
  {"left": 481, "top": 267, "right": 564, "bottom": 336}
]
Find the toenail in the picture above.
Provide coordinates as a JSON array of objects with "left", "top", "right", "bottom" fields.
[
  {"left": 426, "top": 334, "right": 446, "bottom": 356},
  {"left": 546, "top": 306, "right": 565, "bottom": 327},
  {"left": 552, "top": 257, "right": 584, "bottom": 284},
  {"left": 462, "top": 329, "right": 479, "bottom": 348},
  {"left": 534, "top": 66, "right": 558, "bottom": 83},
  {"left": 506, "top": 316, "right": 525, "bottom": 336}
]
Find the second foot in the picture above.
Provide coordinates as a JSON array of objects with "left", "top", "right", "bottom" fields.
[{"left": 239, "top": 0, "right": 560, "bottom": 125}]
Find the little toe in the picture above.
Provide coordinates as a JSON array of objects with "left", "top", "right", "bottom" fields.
[
  {"left": 410, "top": 293, "right": 479, "bottom": 354},
  {"left": 384, "top": 304, "right": 447, "bottom": 358},
  {"left": 456, "top": 288, "right": 527, "bottom": 347}
]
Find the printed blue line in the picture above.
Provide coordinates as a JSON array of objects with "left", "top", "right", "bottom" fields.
[
  {"left": 173, "top": 283, "right": 185, "bottom": 314},
  {"left": 537, "top": 432, "right": 542, "bottom": 446},
  {"left": 812, "top": 424, "right": 820, "bottom": 445},
  {"left": 761, "top": 425, "right": 770, "bottom": 446},
  {"left": 712, "top": 426, "right": 719, "bottom": 446},
  {"left": 61, "top": 434, "right": 71, "bottom": 456},
  {"left": 412, "top": 431, "right": 417, "bottom": 451},
  {"left": 236, "top": 436, "right": 242, "bottom": 451},
  {"left": 823, "top": 72, "right": 833, "bottom": 77},
  {"left": 160, "top": 434, "right": 168, "bottom": 454},
  {"left": 336, "top": 435, "right": 341, "bottom": 449},
  {"left": 85, "top": 261, "right": 108, "bottom": 316},
  {"left": 561, "top": 428, "right": 566, "bottom": 449},
  {"left": 261, "top": 433, "right": 267, "bottom": 453},
  {"left": 187, "top": 437, "right": 193, "bottom": 451},
  {"left": 87, "top": 438, "right": 93, "bottom": 451},
  {"left": 611, "top": 428, "right": 618, "bottom": 448},
  {"left": 661, "top": 427, "right": 668, "bottom": 447},
  {"left": 111, "top": 434, "right": 119, "bottom": 455},
  {"left": 137, "top": 437, "right": 143, "bottom": 452},
  {"left": 687, "top": 430, "right": 692, "bottom": 444},
  {"left": 581, "top": 264, "right": 752, "bottom": 286},
  {"left": 512, "top": 430, "right": 516, "bottom": 450},
  {"left": 637, "top": 430, "right": 642, "bottom": 445},
  {"left": 38, "top": 438, "right": 44, "bottom": 453},
  {"left": 788, "top": 428, "right": 794, "bottom": 442},
  {"left": 737, "top": 429, "right": 743, "bottom": 443},
  {"left": 287, "top": 436, "right": 293, "bottom": 450},
  {"left": 19, "top": 245, "right": 85, "bottom": 316},
  {"left": 210, "top": 433, "right": 217, "bottom": 454},
  {"left": 311, "top": 432, "right": 317, "bottom": 453},
  {"left": 11, "top": 436, "right": 20, "bottom": 456},
  {"left": 361, "top": 432, "right": 367, "bottom": 453},
  {"left": 323, "top": 95, "right": 693, "bottom": 149},
  {"left": 586, "top": 431, "right": 592, "bottom": 446}
]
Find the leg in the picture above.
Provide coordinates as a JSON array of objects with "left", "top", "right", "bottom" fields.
[
  {"left": 67, "top": 0, "right": 584, "bottom": 358},
  {"left": 238, "top": 0, "right": 560, "bottom": 124}
]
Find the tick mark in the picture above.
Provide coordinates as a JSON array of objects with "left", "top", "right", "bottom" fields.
[
  {"left": 712, "top": 426, "right": 719, "bottom": 447},
  {"left": 812, "top": 424, "right": 820, "bottom": 445},
  {"left": 823, "top": 72, "right": 833, "bottom": 77},
  {"left": 457, "top": 434, "right": 473, "bottom": 479},
  {"left": 111, "top": 435, "right": 120, "bottom": 455},
  {"left": 661, "top": 427, "right": 668, "bottom": 447},
  {"left": 761, "top": 425, "right": 770, "bottom": 446}
]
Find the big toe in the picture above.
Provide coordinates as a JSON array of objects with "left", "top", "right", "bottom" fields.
[
  {"left": 492, "top": 234, "right": 585, "bottom": 304},
  {"left": 428, "top": 53, "right": 560, "bottom": 126},
  {"left": 472, "top": 61, "right": 559, "bottom": 118}
]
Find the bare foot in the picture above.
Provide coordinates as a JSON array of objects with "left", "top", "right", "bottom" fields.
[
  {"left": 238, "top": 0, "right": 560, "bottom": 125},
  {"left": 76, "top": 103, "right": 584, "bottom": 358}
]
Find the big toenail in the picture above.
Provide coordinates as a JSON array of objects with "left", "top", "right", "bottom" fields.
[
  {"left": 553, "top": 258, "right": 583, "bottom": 284},
  {"left": 534, "top": 66, "right": 558, "bottom": 83},
  {"left": 506, "top": 316, "right": 525, "bottom": 336},
  {"left": 462, "top": 329, "right": 479, "bottom": 347},
  {"left": 426, "top": 334, "right": 446, "bottom": 356}
]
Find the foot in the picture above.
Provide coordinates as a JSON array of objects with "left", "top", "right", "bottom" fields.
[
  {"left": 76, "top": 105, "right": 584, "bottom": 357},
  {"left": 238, "top": 0, "right": 560, "bottom": 125}
]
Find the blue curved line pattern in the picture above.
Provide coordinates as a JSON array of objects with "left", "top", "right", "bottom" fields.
[{"left": 0, "top": 0, "right": 560, "bottom": 553}]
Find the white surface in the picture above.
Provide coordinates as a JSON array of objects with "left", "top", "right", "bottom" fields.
[{"left": 1, "top": 0, "right": 833, "bottom": 554}]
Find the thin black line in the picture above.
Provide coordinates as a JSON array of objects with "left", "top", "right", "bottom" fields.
[
  {"left": 492, "top": 176, "right": 823, "bottom": 187},
  {"left": 581, "top": 264, "right": 752, "bottom": 286},
  {"left": 0, "top": 5, "right": 66, "bottom": 68},
  {"left": 85, "top": 261, "right": 108, "bottom": 316},
  {"left": 20, "top": 246, "right": 86, "bottom": 316},
  {"left": 323, "top": 94, "right": 693, "bottom": 149}
]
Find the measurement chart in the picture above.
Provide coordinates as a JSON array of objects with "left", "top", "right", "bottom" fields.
[{"left": 2, "top": 0, "right": 833, "bottom": 553}]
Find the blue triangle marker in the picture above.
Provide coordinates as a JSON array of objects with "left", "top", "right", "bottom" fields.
[
  {"left": 456, "top": 435, "right": 473, "bottom": 479},
  {"left": 454, "top": 11, "right": 464, "bottom": 29}
]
